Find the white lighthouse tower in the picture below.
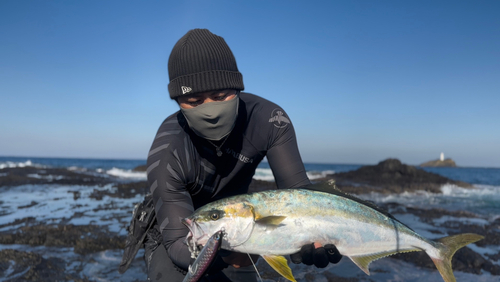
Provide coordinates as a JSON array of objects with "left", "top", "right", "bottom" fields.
[{"left": 440, "top": 152, "right": 444, "bottom": 161}]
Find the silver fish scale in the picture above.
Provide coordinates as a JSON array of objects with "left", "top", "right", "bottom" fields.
[
  {"left": 191, "top": 189, "right": 431, "bottom": 255},
  {"left": 184, "top": 189, "right": 484, "bottom": 282}
]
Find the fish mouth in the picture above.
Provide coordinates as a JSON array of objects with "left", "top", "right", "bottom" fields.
[{"left": 182, "top": 217, "right": 209, "bottom": 254}]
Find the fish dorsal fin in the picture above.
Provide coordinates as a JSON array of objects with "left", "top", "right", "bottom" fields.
[
  {"left": 305, "top": 182, "right": 414, "bottom": 231},
  {"left": 350, "top": 248, "right": 422, "bottom": 275},
  {"left": 255, "top": 215, "right": 286, "bottom": 226},
  {"left": 261, "top": 255, "right": 296, "bottom": 282}
]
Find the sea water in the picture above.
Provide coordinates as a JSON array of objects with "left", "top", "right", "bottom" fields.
[{"left": 0, "top": 156, "right": 499, "bottom": 281}]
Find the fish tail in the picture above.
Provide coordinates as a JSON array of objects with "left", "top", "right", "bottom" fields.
[{"left": 430, "top": 233, "right": 484, "bottom": 282}]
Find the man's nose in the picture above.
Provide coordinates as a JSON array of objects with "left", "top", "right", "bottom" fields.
[{"left": 203, "top": 98, "right": 217, "bottom": 104}]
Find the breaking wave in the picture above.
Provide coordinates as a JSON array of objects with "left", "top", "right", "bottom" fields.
[
  {"left": 104, "top": 168, "right": 147, "bottom": 180},
  {"left": 253, "top": 168, "right": 336, "bottom": 182},
  {"left": 0, "top": 160, "right": 46, "bottom": 169}
]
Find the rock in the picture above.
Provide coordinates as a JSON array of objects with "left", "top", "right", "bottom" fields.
[
  {"left": 0, "top": 224, "right": 125, "bottom": 255},
  {"left": 0, "top": 249, "right": 72, "bottom": 281},
  {"left": 248, "top": 179, "right": 277, "bottom": 193},
  {"left": 325, "top": 158, "right": 472, "bottom": 194},
  {"left": 132, "top": 164, "right": 147, "bottom": 172},
  {"left": 74, "top": 236, "right": 126, "bottom": 255},
  {"left": 420, "top": 158, "right": 457, "bottom": 167},
  {"left": 90, "top": 181, "right": 149, "bottom": 199},
  {"left": 392, "top": 246, "right": 500, "bottom": 275}
]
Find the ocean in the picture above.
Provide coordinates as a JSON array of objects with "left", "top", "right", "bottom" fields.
[{"left": 0, "top": 156, "right": 499, "bottom": 281}]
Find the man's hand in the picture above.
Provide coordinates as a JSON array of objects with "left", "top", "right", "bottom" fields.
[
  {"left": 290, "top": 243, "right": 342, "bottom": 268},
  {"left": 221, "top": 252, "right": 259, "bottom": 268}
]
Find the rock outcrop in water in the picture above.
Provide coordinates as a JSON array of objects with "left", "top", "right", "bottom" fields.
[
  {"left": 420, "top": 158, "right": 457, "bottom": 167},
  {"left": 326, "top": 158, "right": 471, "bottom": 194}
]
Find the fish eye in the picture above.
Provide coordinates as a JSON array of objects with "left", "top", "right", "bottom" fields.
[{"left": 210, "top": 212, "right": 220, "bottom": 221}]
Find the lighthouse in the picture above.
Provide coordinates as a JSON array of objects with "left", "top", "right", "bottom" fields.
[{"left": 440, "top": 152, "right": 444, "bottom": 161}]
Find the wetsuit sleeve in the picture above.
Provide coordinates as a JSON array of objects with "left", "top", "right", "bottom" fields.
[
  {"left": 265, "top": 108, "right": 311, "bottom": 189},
  {"left": 146, "top": 120, "right": 195, "bottom": 270}
]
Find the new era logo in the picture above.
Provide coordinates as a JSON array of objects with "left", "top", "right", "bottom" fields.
[{"left": 181, "top": 86, "right": 192, "bottom": 94}]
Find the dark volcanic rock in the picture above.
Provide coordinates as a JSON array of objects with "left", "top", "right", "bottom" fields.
[
  {"left": 133, "top": 164, "right": 147, "bottom": 172},
  {"left": 382, "top": 202, "right": 480, "bottom": 222},
  {"left": 90, "top": 181, "right": 149, "bottom": 199},
  {"left": 392, "top": 246, "right": 500, "bottom": 275},
  {"left": 328, "top": 159, "right": 472, "bottom": 194},
  {"left": 0, "top": 249, "right": 93, "bottom": 282},
  {"left": 379, "top": 202, "right": 499, "bottom": 275},
  {"left": 248, "top": 179, "right": 277, "bottom": 193},
  {"left": 0, "top": 224, "right": 125, "bottom": 255},
  {"left": 0, "top": 249, "right": 83, "bottom": 282}
]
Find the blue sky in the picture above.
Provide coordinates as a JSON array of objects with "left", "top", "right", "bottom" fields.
[{"left": 1, "top": 1, "right": 499, "bottom": 167}]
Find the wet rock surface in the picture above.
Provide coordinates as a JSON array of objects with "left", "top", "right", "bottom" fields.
[
  {"left": 0, "top": 162, "right": 498, "bottom": 281},
  {"left": 0, "top": 249, "right": 84, "bottom": 282},
  {"left": 90, "top": 181, "right": 149, "bottom": 199},
  {"left": 392, "top": 246, "right": 500, "bottom": 276},
  {"left": 0, "top": 224, "right": 125, "bottom": 255}
]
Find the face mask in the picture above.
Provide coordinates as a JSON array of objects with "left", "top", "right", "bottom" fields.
[{"left": 180, "top": 95, "right": 239, "bottom": 141}]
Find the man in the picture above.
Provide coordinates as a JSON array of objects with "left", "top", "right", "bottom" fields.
[{"left": 143, "top": 29, "right": 341, "bottom": 281}]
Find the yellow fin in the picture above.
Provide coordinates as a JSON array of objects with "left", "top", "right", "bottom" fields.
[
  {"left": 262, "top": 255, "right": 296, "bottom": 282},
  {"left": 255, "top": 215, "right": 286, "bottom": 226},
  {"left": 350, "top": 249, "right": 421, "bottom": 275},
  {"left": 432, "top": 233, "right": 484, "bottom": 282}
]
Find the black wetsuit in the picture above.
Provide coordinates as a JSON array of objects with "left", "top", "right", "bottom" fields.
[{"left": 145, "top": 92, "right": 310, "bottom": 281}]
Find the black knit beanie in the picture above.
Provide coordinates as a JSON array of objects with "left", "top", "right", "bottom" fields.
[{"left": 168, "top": 29, "right": 244, "bottom": 99}]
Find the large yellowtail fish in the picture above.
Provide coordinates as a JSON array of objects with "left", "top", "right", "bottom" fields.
[{"left": 182, "top": 187, "right": 483, "bottom": 282}]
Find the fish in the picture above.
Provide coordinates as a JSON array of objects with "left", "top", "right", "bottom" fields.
[
  {"left": 182, "top": 186, "right": 484, "bottom": 282},
  {"left": 182, "top": 230, "right": 224, "bottom": 282}
]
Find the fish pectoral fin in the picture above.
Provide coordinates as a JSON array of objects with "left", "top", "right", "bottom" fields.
[
  {"left": 255, "top": 215, "right": 286, "bottom": 226},
  {"left": 262, "top": 255, "right": 296, "bottom": 282}
]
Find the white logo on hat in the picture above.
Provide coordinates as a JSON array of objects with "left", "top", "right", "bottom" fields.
[{"left": 181, "top": 86, "right": 192, "bottom": 94}]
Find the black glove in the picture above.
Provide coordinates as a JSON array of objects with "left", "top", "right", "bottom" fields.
[{"left": 290, "top": 243, "right": 342, "bottom": 268}]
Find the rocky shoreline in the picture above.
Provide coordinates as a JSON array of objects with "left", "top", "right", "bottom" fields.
[
  {"left": 0, "top": 159, "right": 498, "bottom": 281},
  {"left": 324, "top": 158, "right": 472, "bottom": 194}
]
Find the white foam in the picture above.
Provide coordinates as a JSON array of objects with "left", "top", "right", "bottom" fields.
[
  {"left": 359, "top": 183, "right": 500, "bottom": 218},
  {"left": 433, "top": 215, "right": 490, "bottom": 226},
  {"left": 253, "top": 168, "right": 336, "bottom": 182},
  {"left": 0, "top": 160, "right": 45, "bottom": 169},
  {"left": 106, "top": 168, "right": 146, "bottom": 180},
  {"left": 442, "top": 183, "right": 500, "bottom": 198},
  {"left": 252, "top": 168, "right": 275, "bottom": 182},
  {"left": 307, "top": 170, "right": 336, "bottom": 180},
  {"left": 68, "top": 166, "right": 86, "bottom": 171},
  {"left": 468, "top": 242, "right": 500, "bottom": 258},
  {"left": 0, "top": 184, "right": 144, "bottom": 234},
  {"left": 27, "top": 174, "right": 65, "bottom": 181}
]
